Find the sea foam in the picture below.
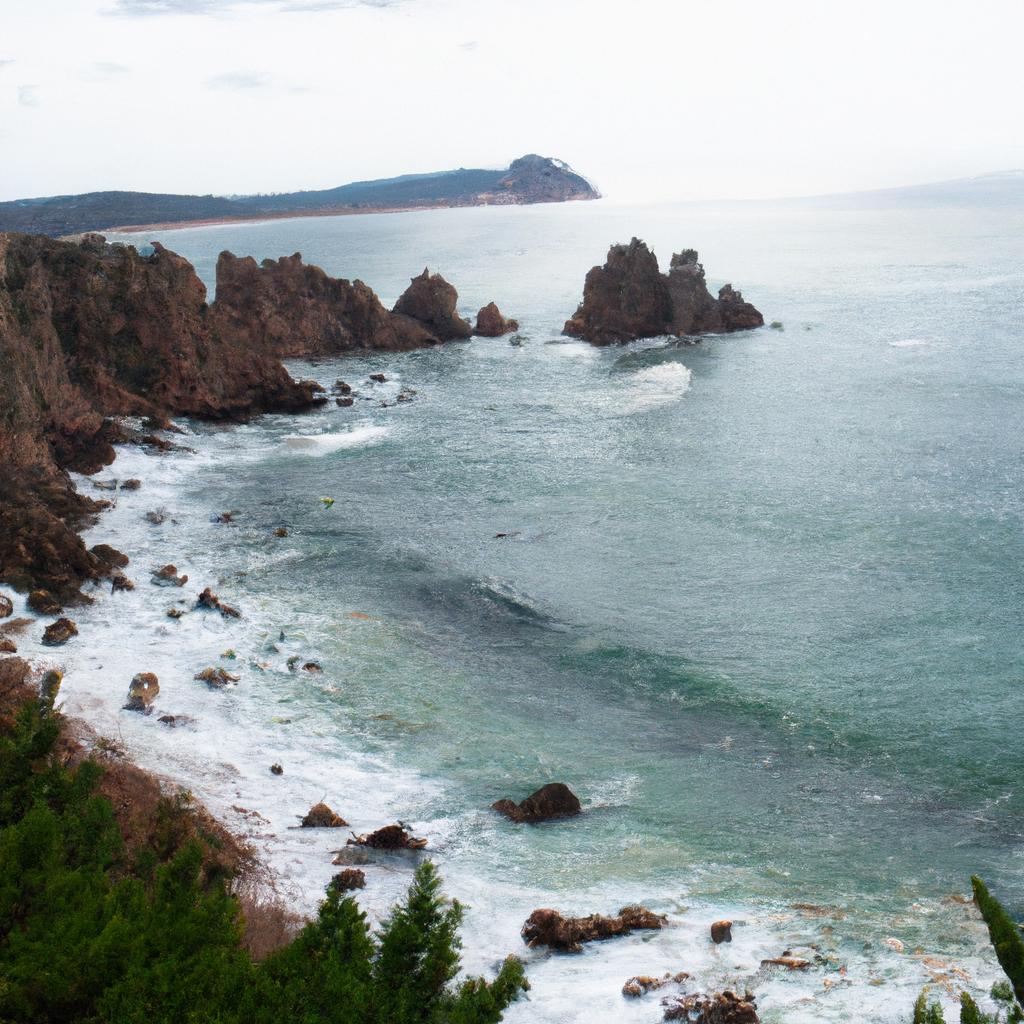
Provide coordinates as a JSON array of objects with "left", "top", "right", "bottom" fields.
[{"left": 283, "top": 425, "right": 390, "bottom": 455}]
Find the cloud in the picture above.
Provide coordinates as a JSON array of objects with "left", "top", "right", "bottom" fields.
[
  {"left": 459, "top": 40, "right": 478, "bottom": 52},
  {"left": 79, "top": 61, "right": 132, "bottom": 80},
  {"left": 109, "top": 0, "right": 402, "bottom": 14},
  {"left": 0, "top": 60, "right": 15, "bottom": 69},
  {"left": 205, "top": 70, "right": 273, "bottom": 90},
  {"left": 17, "top": 85, "right": 39, "bottom": 107}
]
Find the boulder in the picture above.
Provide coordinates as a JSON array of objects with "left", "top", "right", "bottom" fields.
[
  {"left": 0, "top": 596, "right": 12, "bottom": 618},
  {"left": 622, "top": 973, "right": 690, "bottom": 998},
  {"left": 196, "top": 587, "right": 240, "bottom": 618},
  {"left": 474, "top": 302, "right": 519, "bottom": 337},
  {"left": 145, "top": 510, "right": 169, "bottom": 525},
  {"left": 346, "top": 824, "right": 427, "bottom": 850},
  {"left": 329, "top": 868, "right": 366, "bottom": 891},
  {"left": 711, "top": 919, "right": 733, "bottom": 944},
  {"left": 270, "top": 763, "right": 284, "bottom": 775},
  {"left": 0, "top": 638, "right": 16, "bottom": 654},
  {"left": 42, "top": 617, "right": 78, "bottom": 646},
  {"left": 152, "top": 564, "right": 188, "bottom": 587},
  {"left": 90, "top": 544, "right": 129, "bottom": 569},
  {"left": 521, "top": 905, "right": 666, "bottom": 953},
  {"left": 122, "top": 478, "right": 142, "bottom": 490},
  {"left": 393, "top": 269, "right": 472, "bottom": 341},
  {"left": 194, "top": 666, "right": 240, "bottom": 688},
  {"left": 563, "top": 239, "right": 763, "bottom": 344},
  {"left": 301, "top": 802, "right": 348, "bottom": 828},
  {"left": 111, "top": 574, "right": 135, "bottom": 592},
  {"left": 273, "top": 527, "right": 289, "bottom": 537},
  {"left": 28, "top": 589, "right": 63, "bottom": 615},
  {"left": 492, "top": 782, "right": 582, "bottom": 823},
  {"left": 124, "top": 672, "right": 159, "bottom": 713},
  {"left": 663, "top": 991, "right": 759, "bottom": 1023}
]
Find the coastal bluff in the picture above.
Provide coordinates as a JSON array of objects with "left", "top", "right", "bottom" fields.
[
  {"left": 563, "top": 238, "right": 763, "bottom": 345},
  {"left": 0, "top": 231, "right": 501, "bottom": 601}
]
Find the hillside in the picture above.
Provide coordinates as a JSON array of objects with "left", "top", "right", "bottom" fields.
[{"left": 0, "top": 154, "right": 599, "bottom": 237}]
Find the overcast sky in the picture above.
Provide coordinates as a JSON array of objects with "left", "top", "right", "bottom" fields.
[{"left": 1, "top": 0, "right": 1022, "bottom": 203}]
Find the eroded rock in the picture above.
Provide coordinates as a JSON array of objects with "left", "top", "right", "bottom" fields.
[
  {"left": 124, "top": 671, "right": 159, "bottom": 713},
  {"left": 522, "top": 905, "right": 666, "bottom": 953},
  {"left": 301, "top": 802, "right": 348, "bottom": 828},
  {"left": 393, "top": 269, "right": 472, "bottom": 341},
  {"left": 623, "top": 972, "right": 690, "bottom": 998},
  {"left": 196, "top": 587, "right": 240, "bottom": 618},
  {"left": 329, "top": 868, "right": 366, "bottom": 891},
  {"left": 42, "top": 617, "right": 78, "bottom": 646},
  {"left": 563, "top": 239, "right": 763, "bottom": 344},
  {"left": 0, "top": 596, "right": 12, "bottom": 618},
  {"left": 492, "top": 782, "right": 582, "bottom": 823},
  {"left": 347, "top": 824, "right": 427, "bottom": 850},
  {"left": 711, "top": 919, "right": 733, "bottom": 944},
  {"left": 474, "top": 302, "right": 519, "bottom": 337},
  {"left": 194, "top": 666, "right": 240, "bottom": 688},
  {"left": 28, "top": 590, "right": 63, "bottom": 615},
  {"left": 0, "top": 638, "right": 16, "bottom": 653},
  {"left": 663, "top": 991, "right": 758, "bottom": 1023},
  {"left": 152, "top": 564, "right": 187, "bottom": 587}
]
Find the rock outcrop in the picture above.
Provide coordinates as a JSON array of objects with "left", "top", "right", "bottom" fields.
[
  {"left": 392, "top": 269, "right": 473, "bottom": 342},
  {"left": 474, "top": 302, "right": 519, "bottom": 337},
  {"left": 563, "top": 239, "right": 763, "bottom": 345},
  {"left": 492, "top": 783, "right": 582, "bottom": 823},
  {"left": 0, "top": 232, "right": 327, "bottom": 602},
  {"left": 346, "top": 824, "right": 428, "bottom": 850},
  {"left": 521, "top": 905, "right": 666, "bottom": 952},
  {"left": 663, "top": 991, "right": 759, "bottom": 1023},
  {"left": 300, "top": 802, "right": 348, "bottom": 828}
]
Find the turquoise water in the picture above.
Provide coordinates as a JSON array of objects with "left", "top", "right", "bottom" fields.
[{"left": 95, "top": 199, "right": 1024, "bottom": 1019}]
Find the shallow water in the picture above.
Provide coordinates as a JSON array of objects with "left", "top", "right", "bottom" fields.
[{"left": 9, "top": 197, "right": 1023, "bottom": 1021}]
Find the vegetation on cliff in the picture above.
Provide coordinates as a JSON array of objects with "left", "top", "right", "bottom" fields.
[{"left": 0, "top": 676, "right": 527, "bottom": 1023}]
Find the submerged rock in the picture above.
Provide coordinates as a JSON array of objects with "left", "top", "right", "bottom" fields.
[
  {"left": 124, "top": 672, "right": 160, "bottom": 713},
  {"left": 301, "top": 802, "right": 348, "bottom": 828},
  {"left": 111, "top": 574, "right": 135, "bottom": 593},
  {"left": 563, "top": 239, "right": 763, "bottom": 344},
  {"left": 347, "top": 824, "right": 427, "bottom": 850},
  {"left": 521, "top": 905, "right": 666, "bottom": 953},
  {"left": 329, "top": 868, "right": 366, "bottom": 891},
  {"left": 663, "top": 991, "right": 758, "bottom": 1023},
  {"left": 474, "top": 302, "right": 519, "bottom": 337},
  {"left": 42, "top": 617, "right": 78, "bottom": 646},
  {"left": 393, "top": 269, "right": 472, "bottom": 341},
  {"left": 492, "top": 782, "right": 582, "bottom": 823}
]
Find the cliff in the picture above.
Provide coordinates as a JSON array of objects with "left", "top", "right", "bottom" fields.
[
  {"left": 563, "top": 239, "right": 763, "bottom": 345},
  {"left": 0, "top": 155, "right": 599, "bottom": 237}
]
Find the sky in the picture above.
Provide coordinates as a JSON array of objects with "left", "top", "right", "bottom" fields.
[{"left": 1, "top": 0, "right": 1022, "bottom": 204}]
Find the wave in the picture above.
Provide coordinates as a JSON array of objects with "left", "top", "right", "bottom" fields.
[{"left": 282, "top": 425, "right": 390, "bottom": 455}]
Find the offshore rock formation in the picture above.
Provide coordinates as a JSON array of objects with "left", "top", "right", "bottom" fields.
[
  {"left": 474, "top": 301, "right": 518, "bottom": 337},
  {"left": 391, "top": 268, "right": 473, "bottom": 342},
  {"left": 563, "top": 238, "right": 763, "bottom": 345},
  {"left": 492, "top": 783, "right": 582, "bottom": 823},
  {"left": 521, "top": 905, "right": 666, "bottom": 952}
]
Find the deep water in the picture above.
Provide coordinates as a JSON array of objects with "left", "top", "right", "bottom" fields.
[{"left": 19, "top": 197, "right": 1023, "bottom": 1022}]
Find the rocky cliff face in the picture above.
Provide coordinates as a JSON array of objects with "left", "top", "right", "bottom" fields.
[
  {"left": 563, "top": 239, "right": 763, "bottom": 345},
  {"left": 492, "top": 155, "right": 599, "bottom": 205},
  {"left": 0, "top": 233, "right": 325, "bottom": 600}
]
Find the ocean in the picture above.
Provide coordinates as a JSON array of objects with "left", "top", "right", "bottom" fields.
[{"left": 15, "top": 196, "right": 1024, "bottom": 1021}]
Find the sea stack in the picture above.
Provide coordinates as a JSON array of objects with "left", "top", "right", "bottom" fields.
[{"left": 563, "top": 238, "right": 763, "bottom": 345}]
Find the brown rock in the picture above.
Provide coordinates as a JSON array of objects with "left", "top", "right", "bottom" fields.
[
  {"left": 270, "top": 763, "right": 284, "bottom": 775},
  {"left": 0, "top": 638, "right": 16, "bottom": 653},
  {"left": 521, "top": 905, "right": 666, "bottom": 953},
  {"left": 194, "top": 666, "right": 240, "bottom": 688},
  {"left": 474, "top": 302, "right": 519, "bottom": 337},
  {"left": 42, "top": 617, "right": 78, "bottom": 646},
  {"left": 563, "top": 239, "right": 763, "bottom": 345},
  {"left": 166, "top": 607, "right": 185, "bottom": 619},
  {"left": 124, "top": 671, "right": 160, "bottom": 713},
  {"left": 622, "top": 973, "right": 690, "bottom": 998},
  {"left": 152, "top": 564, "right": 188, "bottom": 587},
  {"left": 329, "top": 868, "right": 366, "bottom": 891},
  {"left": 760, "top": 956, "right": 810, "bottom": 971},
  {"left": 302, "top": 661, "right": 323, "bottom": 673},
  {"left": 0, "top": 596, "right": 12, "bottom": 618},
  {"left": 492, "top": 782, "right": 582, "bottom": 823},
  {"left": 369, "top": 373, "right": 387, "bottom": 383},
  {"left": 144, "top": 510, "right": 169, "bottom": 525},
  {"left": 346, "top": 824, "right": 428, "bottom": 850},
  {"left": 90, "top": 544, "right": 129, "bottom": 569},
  {"left": 273, "top": 527, "right": 289, "bottom": 537},
  {"left": 393, "top": 268, "right": 472, "bottom": 341},
  {"left": 111, "top": 574, "right": 135, "bottom": 593},
  {"left": 121, "top": 478, "right": 142, "bottom": 490},
  {"left": 663, "top": 991, "right": 758, "bottom": 1023},
  {"left": 28, "top": 589, "right": 63, "bottom": 615},
  {"left": 336, "top": 396, "right": 354, "bottom": 407},
  {"left": 196, "top": 587, "right": 240, "bottom": 618},
  {"left": 711, "top": 919, "right": 733, "bottom": 944},
  {"left": 301, "top": 802, "right": 348, "bottom": 828}
]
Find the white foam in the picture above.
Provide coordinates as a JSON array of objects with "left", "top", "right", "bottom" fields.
[
  {"left": 616, "top": 361, "right": 693, "bottom": 413},
  {"left": 282, "top": 425, "right": 390, "bottom": 455},
  {"left": 889, "top": 338, "right": 932, "bottom": 348}
]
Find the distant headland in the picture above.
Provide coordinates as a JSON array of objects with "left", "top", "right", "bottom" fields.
[{"left": 0, "top": 154, "right": 600, "bottom": 238}]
